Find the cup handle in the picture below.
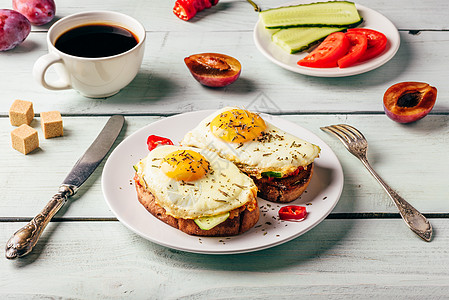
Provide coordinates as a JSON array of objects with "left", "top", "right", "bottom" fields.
[{"left": 33, "top": 53, "right": 71, "bottom": 90}]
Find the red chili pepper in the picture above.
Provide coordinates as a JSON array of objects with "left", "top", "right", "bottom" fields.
[
  {"left": 279, "top": 205, "right": 307, "bottom": 221},
  {"left": 146, "top": 135, "right": 174, "bottom": 151},
  {"left": 173, "top": 0, "right": 219, "bottom": 21}
]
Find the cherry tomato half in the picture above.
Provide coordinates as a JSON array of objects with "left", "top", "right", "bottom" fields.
[
  {"left": 146, "top": 135, "right": 174, "bottom": 151},
  {"left": 279, "top": 205, "right": 307, "bottom": 221},
  {"left": 337, "top": 32, "right": 368, "bottom": 68},
  {"left": 347, "top": 28, "right": 387, "bottom": 61},
  {"left": 297, "top": 32, "right": 350, "bottom": 68}
]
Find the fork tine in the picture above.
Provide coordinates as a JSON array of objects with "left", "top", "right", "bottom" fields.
[
  {"left": 333, "top": 124, "right": 358, "bottom": 141},
  {"left": 320, "top": 126, "right": 352, "bottom": 147},
  {"left": 329, "top": 125, "right": 356, "bottom": 142},
  {"left": 337, "top": 124, "right": 366, "bottom": 140}
]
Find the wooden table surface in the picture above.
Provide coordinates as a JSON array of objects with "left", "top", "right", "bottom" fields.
[{"left": 1, "top": 0, "right": 448, "bottom": 298}]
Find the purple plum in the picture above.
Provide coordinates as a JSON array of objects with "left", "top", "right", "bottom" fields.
[
  {"left": 13, "top": 0, "right": 56, "bottom": 26},
  {"left": 0, "top": 9, "right": 31, "bottom": 51}
]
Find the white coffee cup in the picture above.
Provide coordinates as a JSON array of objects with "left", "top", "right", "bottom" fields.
[{"left": 33, "top": 11, "right": 146, "bottom": 98}]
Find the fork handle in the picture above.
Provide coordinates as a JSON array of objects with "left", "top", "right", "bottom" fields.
[{"left": 359, "top": 157, "right": 432, "bottom": 242}]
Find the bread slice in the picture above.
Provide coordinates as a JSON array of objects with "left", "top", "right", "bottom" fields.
[
  {"left": 252, "top": 163, "right": 314, "bottom": 203},
  {"left": 134, "top": 180, "right": 260, "bottom": 237}
]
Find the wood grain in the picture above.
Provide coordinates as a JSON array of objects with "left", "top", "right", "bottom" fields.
[
  {"left": 0, "top": 16, "right": 448, "bottom": 115},
  {"left": 19, "top": 0, "right": 449, "bottom": 32},
  {"left": 1, "top": 115, "right": 447, "bottom": 218},
  {"left": 0, "top": 0, "right": 448, "bottom": 297},
  {"left": 1, "top": 219, "right": 448, "bottom": 298}
]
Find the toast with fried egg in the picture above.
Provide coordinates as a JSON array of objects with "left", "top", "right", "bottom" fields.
[
  {"left": 181, "top": 108, "right": 320, "bottom": 203},
  {"left": 135, "top": 182, "right": 259, "bottom": 236},
  {"left": 133, "top": 145, "right": 259, "bottom": 236},
  {"left": 253, "top": 163, "right": 314, "bottom": 203}
]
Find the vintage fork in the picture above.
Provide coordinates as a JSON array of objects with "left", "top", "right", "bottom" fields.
[{"left": 321, "top": 124, "right": 432, "bottom": 242}]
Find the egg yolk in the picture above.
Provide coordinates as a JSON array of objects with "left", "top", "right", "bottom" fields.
[
  {"left": 161, "top": 150, "right": 210, "bottom": 182},
  {"left": 210, "top": 109, "right": 267, "bottom": 143}
]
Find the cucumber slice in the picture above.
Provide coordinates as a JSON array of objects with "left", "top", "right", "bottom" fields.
[
  {"left": 194, "top": 212, "right": 230, "bottom": 230},
  {"left": 272, "top": 27, "right": 346, "bottom": 53},
  {"left": 260, "top": 1, "right": 363, "bottom": 29},
  {"left": 261, "top": 171, "right": 283, "bottom": 178}
]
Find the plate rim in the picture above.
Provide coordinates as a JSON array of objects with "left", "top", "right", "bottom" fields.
[
  {"left": 253, "top": 1, "right": 401, "bottom": 77},
  {"left": 101, "top": 110, "right": 344, "bottom": 254}
]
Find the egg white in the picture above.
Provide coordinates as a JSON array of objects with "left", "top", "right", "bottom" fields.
[
  {"left": 181, "top": 107, "right": 321, "bottom": 178},
  {"left": 134, "top": 145, "right": 257, "bottom": 219}
]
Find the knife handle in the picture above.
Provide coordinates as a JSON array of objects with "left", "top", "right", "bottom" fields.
[{"left": 5, "top": 185, "right": 76, "bottom": 259}]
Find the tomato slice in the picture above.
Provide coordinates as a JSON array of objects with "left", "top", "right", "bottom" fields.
[
  {"left": 297, "top": 32, "right": 350, "bottom": 68},
  {"left": 278, "top": 205, "right": 307, "bottom": 221},
  {"left": 133, "top": 173, "right": 142, "bottom": 187},
  {"left": 337, "top": 32, "right": 367, "bottom": 68},
  {"left": 146, "top": 135, "right": 174, "bottom": 151},
  {"left": 347, "top": 28, "right": 387, "bottom": 61}
]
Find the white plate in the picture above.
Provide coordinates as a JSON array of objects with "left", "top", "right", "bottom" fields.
[
  {"left": 102, "top": 111, "right": 344, "bottom": 254},
  {"left": 253, "top": 1, "right": 400, "bottom": 77}
]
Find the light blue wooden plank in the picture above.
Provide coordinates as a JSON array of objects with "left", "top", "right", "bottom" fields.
[
  {"left": 1, "top": 115, "right": 447, "bottom": 217},
  {"left": 1, "top": 219, "right": 448, "bottom": 298},
  {"left": 0, "top": 31, "right": 447, "bottom": 115},
  {"left": 9, "top": 0, "right": 449, "bottom": 32}
]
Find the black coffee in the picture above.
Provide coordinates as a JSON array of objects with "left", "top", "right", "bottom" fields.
[{"left": 55, "top": 24, "right": 138, "bottom": 58}]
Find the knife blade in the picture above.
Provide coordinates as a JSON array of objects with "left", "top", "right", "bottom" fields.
[
  {"left": 62, "top": 115, "right": 125, "bottom": 191},
  {"left": 5, "top": 115, "right": 125, "bottom": 259}
]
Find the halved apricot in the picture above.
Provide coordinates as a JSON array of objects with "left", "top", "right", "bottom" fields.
[
  {"left": 184, "top": 53, "right": 241, "bottom": 87},
  {"left": 383, "top": 82, "right": 437, "bottom": 123}
]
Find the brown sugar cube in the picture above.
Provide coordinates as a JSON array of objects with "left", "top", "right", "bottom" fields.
[
  {"left": 9, "top": 99, "right": 34, "bottom": 126},
  {"left": 40, "top": 111, "right": 63, "bottom": 139},
  {"left": 11, "top": 124, "right": 39, "bottom": 155}
]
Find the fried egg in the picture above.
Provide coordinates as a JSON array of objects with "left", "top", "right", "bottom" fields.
[
  {"left": 134, "top": 145, "right": 257, "bottom": 219},
  {"left": 181, "top": 107, "right": 321, "bottom": 178}
]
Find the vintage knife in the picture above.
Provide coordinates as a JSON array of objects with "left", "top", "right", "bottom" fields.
[{"left": 5, "top": 115, "right": 125, "bottom": 259}]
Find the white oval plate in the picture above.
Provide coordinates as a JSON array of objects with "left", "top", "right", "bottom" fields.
[
  {"left": 253, "top": 1, "right": 400, "bottom": 77},
  {"left": 102, "top": 111, "right": 344, "bottom": 254}
]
